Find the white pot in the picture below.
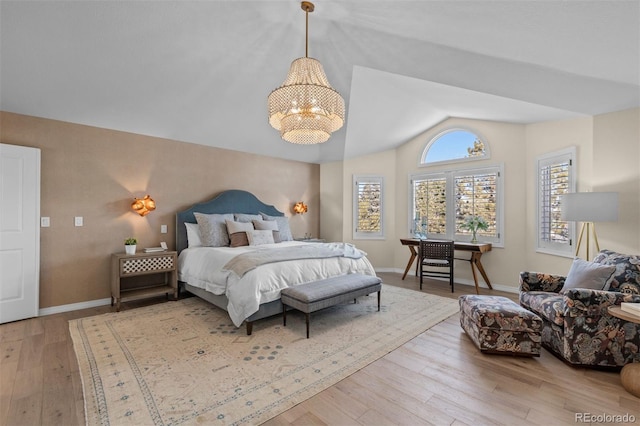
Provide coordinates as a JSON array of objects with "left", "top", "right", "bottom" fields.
[{"left": 125, "top": 244, "right": 136, "bottom": 255}]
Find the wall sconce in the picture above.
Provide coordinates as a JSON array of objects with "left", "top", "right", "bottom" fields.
[
  {"left": 293, "top": 201, "right": 308, "bottom": 214},
  {"left": 132, "top": 195, "right": 156, "bottom": 216}
]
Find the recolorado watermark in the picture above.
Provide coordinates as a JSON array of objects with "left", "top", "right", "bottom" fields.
[{"left": 575, "top": 412, "right": 636, "bottom": 423}]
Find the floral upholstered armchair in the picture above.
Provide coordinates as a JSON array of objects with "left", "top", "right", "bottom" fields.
[{"left": 519, "top": 250, "right": 640, "bottom": 368}]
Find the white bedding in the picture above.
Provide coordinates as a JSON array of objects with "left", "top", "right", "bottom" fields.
[{"left": 178, "top": 241, "right": 377, "bottom": 327}]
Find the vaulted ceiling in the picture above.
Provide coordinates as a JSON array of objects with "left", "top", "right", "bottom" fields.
[{"left": 1, "top": 1, "right": 638, "bottom": 163}]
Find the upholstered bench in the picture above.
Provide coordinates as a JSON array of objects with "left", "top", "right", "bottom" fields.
[
  {"left": 281, "top": 274, "right": 382, "bottom": 338},
  {"left": 459, "top": 295, "right": 542, "bottom": 357}
]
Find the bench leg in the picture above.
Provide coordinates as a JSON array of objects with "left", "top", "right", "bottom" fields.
[
  {"left": 283, "top": 304, "right": 287, "bottom": 326},
  {"left": 377, "top": 291, "right": 381, "bottom": 311},
  {"left": 306, "top": 312, "right": 310, "bottom": 338}
]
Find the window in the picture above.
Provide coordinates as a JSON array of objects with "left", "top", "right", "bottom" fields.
[
  {"left": 537, "top": 147, "right": 576, "bottom": 256},
  {"left": 353, "top": 175, "right": 384, "bottom": 239},
  {"left": 411, "top": 165, "right": 503, "bottom": 245},
  {"left": 421, "top": 129, "right": 489, "bottom": 165}
]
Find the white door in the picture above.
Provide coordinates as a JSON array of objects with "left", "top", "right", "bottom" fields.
[{"left": 0, "top": 143, "right": 40, "bottom": 323}]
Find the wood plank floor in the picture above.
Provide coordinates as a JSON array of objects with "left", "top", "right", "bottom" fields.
[{"left": 1, "top": 272, "right": 638, "bottom": 425}]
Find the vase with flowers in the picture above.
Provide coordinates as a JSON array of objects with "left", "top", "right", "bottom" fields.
[{"left": 460, "top": 216, "right": 488, "bottom": 243}]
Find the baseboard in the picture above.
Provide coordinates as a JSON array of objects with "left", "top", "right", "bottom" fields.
[
  {"left": 376, "top": 268, "right": 518, "bottom": 294},
  {"left": 36, "top": 270, "right": 518, "bottom": 317},
  {"left": 38, "top": 297, "right": 112, "bottom": 316}
]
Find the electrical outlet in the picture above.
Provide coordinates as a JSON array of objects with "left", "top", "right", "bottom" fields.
[
  {"left": 74, "top": 216, "right": 83, "bottom": 227},
  {"left": 41, "top": 217, "right": 50, "bottom": 227},
  {"left": 161, "top": 224, "right": 167, "bottom": 234}
]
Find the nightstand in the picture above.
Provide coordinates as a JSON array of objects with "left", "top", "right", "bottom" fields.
[
  {"left": 294, "top": 238, "right": 326, "bottom": 243},
  {"left": 110, "top": 251, "right": 178, "bottom": 311}
]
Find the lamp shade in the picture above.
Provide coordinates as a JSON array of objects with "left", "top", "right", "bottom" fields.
[{"left": 560, "top": 192, "right": 618, "bottom": 222}]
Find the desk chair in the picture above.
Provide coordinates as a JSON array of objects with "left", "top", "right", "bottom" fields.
[{"left": 419, "top": 239, "right": 455, "bottom": 292}]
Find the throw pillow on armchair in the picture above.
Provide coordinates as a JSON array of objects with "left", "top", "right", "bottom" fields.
[{"left": 519, "top": 250, "right": 640, "bottom": 368}]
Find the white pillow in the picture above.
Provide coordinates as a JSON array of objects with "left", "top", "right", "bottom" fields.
[
  {"left": 194, "top": 213, "right": 234, "bottom": 247},
  {"left": 252, "top": 219, "right": 278, "bottom": 231},
  {"left": 234, "top": 213, "right": 262, "bottom": 223},
  {"left": 259, "top": 213, "right": 293, "bottom": 241},
  {"left": 185, "top": 222, "right": 202, "bottom": 247},
  {"left": 560, "top": 258, "right": 617, "bottom": 293},
  {"left": 247, "top": 229, "right": 275, "bottom": 246},
  {"left": 253, "top": 219, "right": 281, "bottom": 243}
]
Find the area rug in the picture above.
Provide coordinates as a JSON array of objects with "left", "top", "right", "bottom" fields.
[{"left": 69, "top": 284, "right": 459, "bottom": 425}]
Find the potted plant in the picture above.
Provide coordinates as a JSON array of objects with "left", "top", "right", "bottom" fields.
[
  {"left": 460, "top": 216, "right": 488, "bottom": 243},
  {"left": 124, "top": 237, "right": 137, "bottom": 255}
]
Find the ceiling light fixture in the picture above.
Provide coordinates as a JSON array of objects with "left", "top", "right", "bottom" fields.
[{"left": 268, "top": 1, "right": 345, "bottom": 145}]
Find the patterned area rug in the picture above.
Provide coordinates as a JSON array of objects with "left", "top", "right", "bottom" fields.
[{"left": 69, "top": 284, "right": 459, "bottom": 425}]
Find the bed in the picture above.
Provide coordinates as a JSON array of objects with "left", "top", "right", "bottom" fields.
[{"left": 176, "top": 189, "right": 377, "bottom": 334}]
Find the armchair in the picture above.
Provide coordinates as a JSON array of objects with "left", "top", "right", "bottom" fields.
[{"left": 519, "top": 250, "right": 640, "bottom": 368}]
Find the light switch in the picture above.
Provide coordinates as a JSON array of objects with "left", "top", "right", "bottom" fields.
[
  {"left": 41, "top": 217, "right": 50, "bottom": 227},
  {"left": 74, "top": 216, "right": 83, "bottom": 227},
  {"left": 161, "top": 224, "right": 168, "bottom": 234}
]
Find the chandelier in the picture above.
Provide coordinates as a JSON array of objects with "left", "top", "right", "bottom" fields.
[{"left": 268, "top": 1, "right": 345, "bottom": 145}]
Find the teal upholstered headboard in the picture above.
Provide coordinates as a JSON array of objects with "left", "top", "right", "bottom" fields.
[{"left": 176, "top": 190, "right": 284, "bottom": 254}]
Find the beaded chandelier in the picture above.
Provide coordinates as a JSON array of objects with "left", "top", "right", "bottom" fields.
[{"left": 268, "top": 1, "right": 345, "bottom": 145}]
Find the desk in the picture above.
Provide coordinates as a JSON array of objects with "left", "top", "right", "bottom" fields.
[
  {"left": 400, "top": 238, "right": 492, "bottom": 294},
  {"left": 607, "top": 306, "right": 640, "bottom": 398}
]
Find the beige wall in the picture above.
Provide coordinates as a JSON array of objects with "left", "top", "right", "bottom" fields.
[
  {"left": 3, "top": 106, "right": 637, "bottom": 307},
  {"left": 1, "top": 112, "right": 320, "bottom": 309},
  {"left": 394, "top": 118, "right": 527, "bottom": 290},
  {"left": 525, "top": 109, "right": 640, "bottom": 275},
  {"left": 319, "top": 161, "right": 343, "bottom": 243},
  {"left": 524, "top": 116, "right": 594, "bottom": 275},
  {"left": 592, "top": 108, "right": 640, "bottom": 254},
  {"left": 340, "top": 150, "right": 397, "bottom": 268},
  {"left": 322, "top": 108, "right": 640, "bottom": 292}
]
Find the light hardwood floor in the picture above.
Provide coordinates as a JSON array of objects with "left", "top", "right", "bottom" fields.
[{"left": 1, "top": 273, "right": 638, "bottom": 425}]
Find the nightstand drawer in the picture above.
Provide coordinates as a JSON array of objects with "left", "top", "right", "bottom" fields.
[{"left": 120, "top": 255, "right": 175, "bottom": 275}]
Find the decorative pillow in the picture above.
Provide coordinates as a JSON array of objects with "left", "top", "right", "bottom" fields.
[
  {"left": 259, "top": 213, "right": 293, "bottom": 241},
  {"left": 234, "top": 213, "right": 262, "bottom": 223},
  {"left": 225, "top": 220, "right": 254, "bottom": 248},
  {"left": 252, "top": 219, "right": 281, "bottom": 243},
  {"left": 592, "top": 249, "right": 640, "bottom": 294},
  {"left": 194, "top": 213, "right": 234, "bottom": 247},
  {"left": 185, "top": 222, "right": 202, "bottom": 247},
  {"left": 247, "top": 229, "right": 275, "bottom": 246},
  {"left": 560, "top": 258, "right": 616, "bottom": 294}
]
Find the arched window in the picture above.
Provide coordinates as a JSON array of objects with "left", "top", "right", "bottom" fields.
[
  {"left": 421, "top": 129, "right": 489, "bottom": 165},
  {"left": 412, "top": 128, "right": 503, "bottom": 246}
]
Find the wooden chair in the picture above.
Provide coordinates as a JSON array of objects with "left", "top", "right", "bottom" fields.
[{"left": 419, "top": 239, "right": 455, "bottom": 292}]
